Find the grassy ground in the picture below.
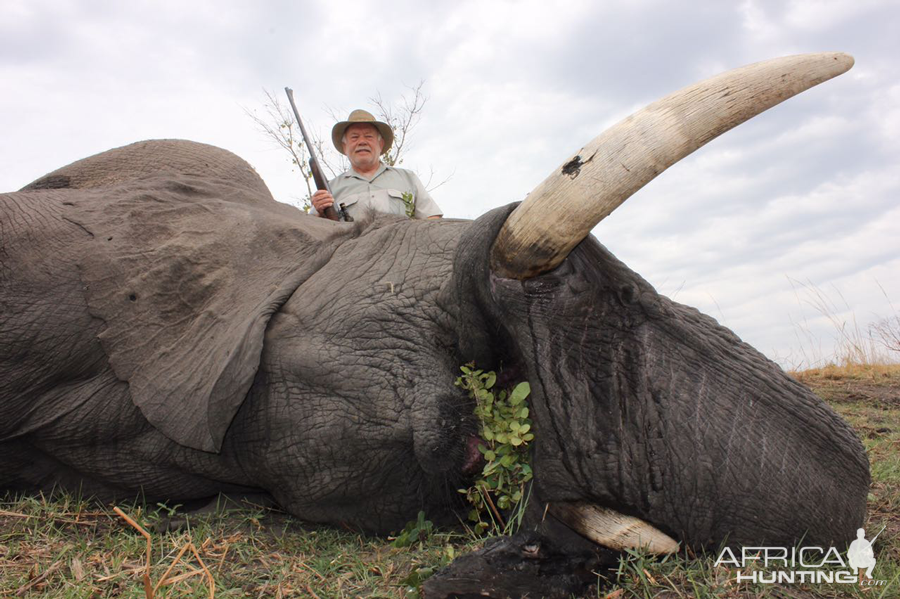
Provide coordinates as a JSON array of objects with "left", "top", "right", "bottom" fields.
[
  {"left": 0, "top": 494, "right": 479, "bottom": 597},
  {"left": 2, "top": 365, "right": 898, "bottom": 597}
]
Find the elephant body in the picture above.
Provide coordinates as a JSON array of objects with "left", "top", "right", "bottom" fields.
[
  {"left": 1, "top": 138, "right": 868, "bottom": 547},
  {"left": 1, "top": 140, "right": 476, "bottom": 531},
  {"left": 1, "top": 142, "right": 272, "bottom": 500}
]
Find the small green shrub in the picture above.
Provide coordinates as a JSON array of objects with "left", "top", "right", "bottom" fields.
[
  {"left": 392, "top": 510, "right": 434, "bottom": 548},
  {"left": 456, "top": 363, "right": 534, "bottom": 535}
]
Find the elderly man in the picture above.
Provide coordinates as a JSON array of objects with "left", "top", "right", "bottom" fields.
[{"left": 310, "top": 109, "right": 442, "bottom": 221}]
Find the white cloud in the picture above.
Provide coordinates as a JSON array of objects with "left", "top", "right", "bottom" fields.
[{"left": 784, "top": 0, "right": 890, "bottom": 31}]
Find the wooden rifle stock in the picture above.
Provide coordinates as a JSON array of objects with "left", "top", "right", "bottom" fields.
[{"left": 284, "top": 88, "right": 350, "bottom": 222}]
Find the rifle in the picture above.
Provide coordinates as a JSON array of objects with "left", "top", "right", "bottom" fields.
[
  {"left": 284, "top": 88, "right": 351, "bottom": 222},
  {"left": 868, "top": 525, "right": 886, "bottom": 546}
]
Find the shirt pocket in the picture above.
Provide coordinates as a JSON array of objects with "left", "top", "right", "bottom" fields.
[
  {"left": 386, "top": 189, "right": 414, "bottom": 217},
  {"left": 331, "top": 192, "right": 364, "bottom": 218},
  {"left": 336, "top": 192, "right": 363, "bottom": 209}
]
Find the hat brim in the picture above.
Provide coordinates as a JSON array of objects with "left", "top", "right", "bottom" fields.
[{"left": 332, "top": 120, "right": 394, "bottom": 156}]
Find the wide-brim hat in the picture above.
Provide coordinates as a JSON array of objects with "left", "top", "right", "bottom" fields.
[{"left": 331, "top": 109, "right": 394, "bottom": 156}]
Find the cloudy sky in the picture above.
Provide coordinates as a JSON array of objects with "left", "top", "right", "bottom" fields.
[{"left": 2, "top": 0, "right": 898, "bottom": 368}]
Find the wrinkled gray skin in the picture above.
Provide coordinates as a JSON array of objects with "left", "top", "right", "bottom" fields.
[{"left": 0, "top": 139, "right": 868, "bottom": 551}]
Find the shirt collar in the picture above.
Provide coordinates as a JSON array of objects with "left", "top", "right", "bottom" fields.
[{"left": 344, "top": 162, "right": 390, "bottom": 182}]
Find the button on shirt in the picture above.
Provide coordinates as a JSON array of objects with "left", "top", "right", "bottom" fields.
[{"left": 315, "top": 163, "right": 442, "bottom": 220}]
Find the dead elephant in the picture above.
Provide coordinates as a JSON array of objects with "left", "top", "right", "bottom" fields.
[{"left": 0, "top": 53, "right": 869, "bottom": 597}]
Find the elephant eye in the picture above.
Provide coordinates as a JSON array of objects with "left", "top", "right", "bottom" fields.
[
  {"left": 566, "top": 275, "right": 591, "bottom": 294},
  {"left": 523, "top": 275, "right": 564, "bottom": 295},
  {"left": 522, "top": 257, "right": 586, "bottom": 295},
  {"left": 617, "top": 283, "right": 640, "bottom": 306}
]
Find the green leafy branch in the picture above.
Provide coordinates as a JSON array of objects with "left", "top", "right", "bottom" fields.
[
  {"left": 400, "top": 191, "right": 416, "bottom": 218},
  {"left": 456, "top": 363, "right": 533, "bottom": 536}
]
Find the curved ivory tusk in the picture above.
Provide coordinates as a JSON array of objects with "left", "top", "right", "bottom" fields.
[
  {"left": 550, "top": 502, "right": 680, "bottom": 554},
  {"left": 490, "top": 53, "right": 854, "bottom": 279}
]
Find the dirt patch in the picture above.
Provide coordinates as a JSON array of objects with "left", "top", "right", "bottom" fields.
[{"left": 799, "top": 375, "right": 900, "bottom": 409}]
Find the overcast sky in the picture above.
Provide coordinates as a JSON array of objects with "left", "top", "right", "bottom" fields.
[{"left": 2, "top": 0, "right": 898, "bottom": 369}]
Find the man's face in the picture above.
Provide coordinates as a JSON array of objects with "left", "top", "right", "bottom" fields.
[{"left": 343, "top": 123, "right": 384, "bottom": 171}]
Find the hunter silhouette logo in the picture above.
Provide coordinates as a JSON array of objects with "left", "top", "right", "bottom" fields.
[
  {"left": 714, "top": 526, "right": 887, "bottom": 586},
  {"left": 847, "top": 527, "right": 880, "bottom": 579}
]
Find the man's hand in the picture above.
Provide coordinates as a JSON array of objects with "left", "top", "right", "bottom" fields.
[{"left": 311, "top": 190, "right": 339, "bottom": 220}]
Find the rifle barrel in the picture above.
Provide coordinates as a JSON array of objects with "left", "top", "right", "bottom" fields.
[
  {"left": 284, "top": 87, "right": 347, "bottom": 221},
  {"left": 284, "top": 88, "right": 333, "bottom": 197}
]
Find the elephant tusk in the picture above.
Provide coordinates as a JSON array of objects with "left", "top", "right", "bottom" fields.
[
  {"left": 550, "top": 502, "right": 680, "bottom": 554},
  {"left": 490, "top": 52, "right": 854, "bottom": 279}
]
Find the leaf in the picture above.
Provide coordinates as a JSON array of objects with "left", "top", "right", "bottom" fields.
[
  {"left": 392, "top": 511, "right": 433, "bottom": 547},
  {"left": 484, "top": 372, "right": 496, "bottom": 389},
  {"left": 509, "top": 382, "right": 531, "bottom": 405},
  {"left": 460, "top": 363, "right": 536, "bottom": 536},
  {"left": 401, "top": 566, "right": 435, "bottom": 588}
]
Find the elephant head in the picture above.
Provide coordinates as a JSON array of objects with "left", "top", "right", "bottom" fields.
[
  {"left": 0, "top": 53, "right": 868, "bottom": 592},
  {"left": 465, "top": 52, "right": 869, "bottom": 550}
]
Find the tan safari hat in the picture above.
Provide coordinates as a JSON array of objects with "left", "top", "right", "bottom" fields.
[{"left": 331, "top": 109, "right": 394, "bottom": 156}]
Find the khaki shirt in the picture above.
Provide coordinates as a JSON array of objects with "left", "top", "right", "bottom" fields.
[{"left": 313, "top": 163, "right": 442, "bottom": 220}]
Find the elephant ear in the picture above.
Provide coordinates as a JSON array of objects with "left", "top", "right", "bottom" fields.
[{"left": 68, "top": 156, "right": 339, "bottom": 452}]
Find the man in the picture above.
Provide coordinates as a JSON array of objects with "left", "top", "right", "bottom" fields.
[{"left": 310, "top": 109, "right": 442, "bottom": 221}]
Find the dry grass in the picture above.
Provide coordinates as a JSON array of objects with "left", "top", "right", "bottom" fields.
[
  {"left": 785, "top": 279, "right": 899, "bottom": 372},
  {"left": 791, "top": 362, "right": 900, "bottom": 383},
  {"left": 0, "top": 495, "right": 479, "bottom": 597}
]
